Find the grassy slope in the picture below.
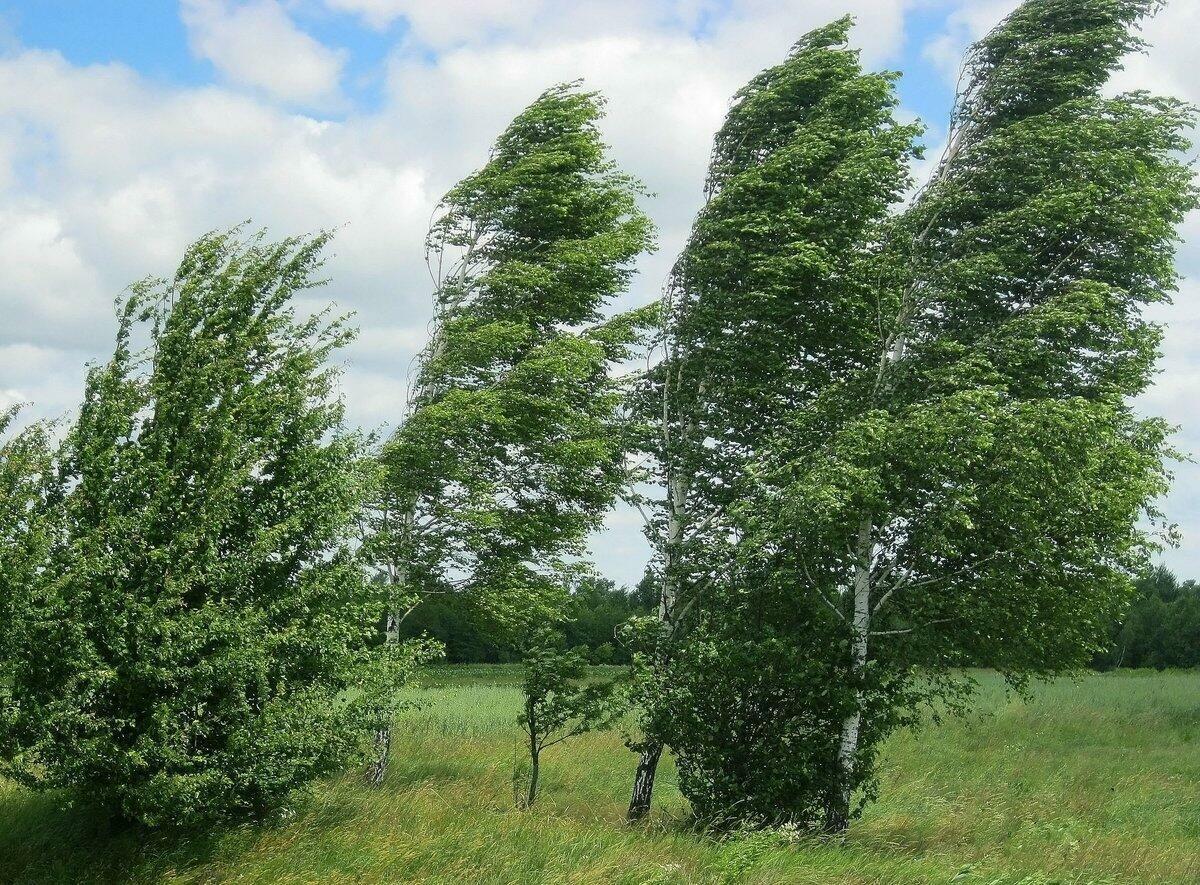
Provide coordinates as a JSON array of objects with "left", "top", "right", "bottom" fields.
[{"left": 1, "top": 668, "right": 1197, "bottom": 884}]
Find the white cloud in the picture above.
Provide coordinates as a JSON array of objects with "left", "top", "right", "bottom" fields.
[
  {"left": 0, "top": 46, "right": 435, "bottom": 427},
  {"left": 922, "top": 0, "right": 1020, "bottom": 82},
  {"left": 325, "top": 0, "right": 542, "bottom": 41},
  {"left": 181, "top": 0, "right": 346, "bottom": 105},
  {"left": 0, "top": 206, "right": 107, "bottom": 348}
]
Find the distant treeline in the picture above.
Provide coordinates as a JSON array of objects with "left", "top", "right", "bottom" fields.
[
  {"left": 399, "top": 576, "right": 655, "bottom": 664},
  {"left": 401, "top": 566, "right": 1200, "bottom": 670},
  {"left": 1093, "top": 566, "right": 1200, "bottom": 670}
]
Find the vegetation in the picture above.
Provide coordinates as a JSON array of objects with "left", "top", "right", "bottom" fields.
[
  {"left": 366, "top": 81, "right": 655, "bottom": 780},
  {"left": 628, "top": 0, "right": 1197, "bottom": 831},
  {"left": 1, "top": 666, "right": 1197, "bottom": 884},
  {"left": 399, "top": 576, "right": 652, "bottom": 664},
  {"left": 0, "top": 0, "right": 1195, "bottom": 866},
  {"left": 0, "top": 230, "right": 428, "bottom": 827},
  {"left": 1094, "top": 566, "right": 1200, "bottom": 670},
  {"left": 516, "top": 636, "right": 621, "bottom": 807}
]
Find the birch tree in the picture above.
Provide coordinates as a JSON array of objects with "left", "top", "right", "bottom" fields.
[
  {"left": 624, "top": 17, "right": 919, "bottom": 821},
  {"left": 731, "top": 0, "right": 1196, "bottom": 832},
  {"left": 368, "top": 82, "right": 655, "bottom": 783}
]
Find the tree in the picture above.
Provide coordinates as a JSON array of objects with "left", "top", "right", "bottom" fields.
[
  {"left": 0, "top": 406, "right": 55, "bottom": 706},
  {"left": 0, "top": 229, "right": 424, "bottom": 826},
  {"left": 1095, "top": 566, "right": 1200, "bottom": 669},
  {"left": 561, "top": 577, "right": 648, "bottom": 664},
  {"left": 727, "top": 0, "right": 1196, "bottom": 832},
  {"left": 516, "top": 632, "right": 620, "bottom": 808},
  {"left": 624, "top": 16, "right": 919, "bottom": 821},
  {"left": 367, "top": 82, "right": 655, "bottom": 783}
]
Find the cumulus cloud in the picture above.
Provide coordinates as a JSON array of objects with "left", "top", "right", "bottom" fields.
[
  {"left": 181, "top": 0, "right": 346, "bottom": 105},
  {"left": 324, "top": 0, "right": 542, "bottom": 41}
]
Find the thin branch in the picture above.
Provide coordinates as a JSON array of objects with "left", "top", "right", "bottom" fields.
[
  {"left": 871, "top": 618, "right": 951, "bottom": 638},
  {"left": 802, "top": 559, "right": 847, "bottom": 624}
]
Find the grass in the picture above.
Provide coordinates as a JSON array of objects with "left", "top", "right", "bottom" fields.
[{"left": 1, "top": 668, "right": 1197, "bottom": 883}]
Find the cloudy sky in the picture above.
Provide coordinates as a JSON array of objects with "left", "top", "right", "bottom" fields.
[{"left": 1, "top": 0, "right": 1197, "bottom": 587}]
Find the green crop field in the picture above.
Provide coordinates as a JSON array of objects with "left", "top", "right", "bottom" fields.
[{"left": 1, "top": 667, "right": 1197, "bottom": 884}]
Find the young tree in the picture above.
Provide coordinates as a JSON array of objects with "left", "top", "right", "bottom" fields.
[
  {"left": 516, "top": 631, "right": 620, "bottom": 808},
  {"left": 731, "top": 0, "right": 1196, "bottom": 831},
  {"left": 624, "top": 17, "right": 920, "bottom": 821},
  {"left": 0, "top": 229, "right": 420, "bottom": 826},
  {"left": 368, "top": 82, "right": 655, "bottom": 783}
]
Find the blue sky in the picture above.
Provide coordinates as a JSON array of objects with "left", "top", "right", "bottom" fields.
[{"left": 0, "top": 0, "right": 1196, "bottom": 586}]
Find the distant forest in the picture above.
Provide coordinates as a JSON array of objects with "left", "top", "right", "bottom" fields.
[
  {"left": 401, "top": 566, "right": 1199, "bottom": 669},
  {"left": 398, "top": 575, "right": 656, "bottom": 664},
  {"left": 1092, "top": 566, "right": 1200, "bottom": 670}
]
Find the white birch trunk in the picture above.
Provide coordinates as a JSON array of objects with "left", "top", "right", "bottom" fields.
[
  {"left": 627, "top": 463, "right": 691, "bottom": 821},
  {"left": 831, "top": 515, "right": 873, "bottom": 830},
  {"left": 368, "top": 510, "right": 413, "bottom": 786}
]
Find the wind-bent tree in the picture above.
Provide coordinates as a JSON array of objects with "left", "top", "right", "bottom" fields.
[
  {"left": 0, "top": 407, "right": 55, "bottom": 698},
  {"left": 516, "top": 632, "right": 620, "bottom": 808},
  {"left": 624, "top": 17, "right": 919, "bottom": 821},
  {"left": 731, "top": 0, "right": 1196, "bottom": 832},
  {"left": 368, "top": 82, "right": 655, "bottom": 783},
  {"left": 0, "top": 229, "right": 417, "bottom": 826}
]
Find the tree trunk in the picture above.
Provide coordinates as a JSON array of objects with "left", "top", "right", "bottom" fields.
[
  {"left": 829, "top": 515, "right": 873, "bottom": 833},
  {"left": 367, "top": 607, "right": 401, "bottom": 786},
  {"left": 627, "top": 741, "right": 663, "bottom": 821},
  {"left": 367, "top": 724, "right": 391, "bottom": 787},
  {"left": 527, "top": 749, "right": 540, "bottom": 809},
  {"left": 626, "top": 466, "right": 688, "bottom": 821}
]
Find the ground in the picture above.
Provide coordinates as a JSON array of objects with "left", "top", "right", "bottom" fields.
[{"left": 1, "top": 667, "right": 1197, "bottom": 884}]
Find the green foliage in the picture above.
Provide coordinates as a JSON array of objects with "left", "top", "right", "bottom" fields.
[
  {"left": 630, "top": 14, "right": 922, "bottom": 828},
  {"left": 0, "top": 407, "right": 55, "bottom": 690},
  {"left": 0, "top": 228, "right": 433, "bottom": 826},
  {"left": 743, "top": 0, "right": 1196, "bottom": 831},
  {"left": 516, "top": 632, "right": 621, "bottom": 807},
  {"left": 640, "top": 0, "right": 1198, "bottom": 832},
  {"left": 373, "top": 81, "right": 656, "bottom": 645},
  {"left": 1094, "top": 566, "right": 1200, "bottom": 669},
  {"left": 560, "top": 578, "right": 649, "bottom": 664}
]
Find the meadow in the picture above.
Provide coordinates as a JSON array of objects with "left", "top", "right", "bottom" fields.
[{"left": 0, "top": 667, "right": 1197, "bottom": 884}]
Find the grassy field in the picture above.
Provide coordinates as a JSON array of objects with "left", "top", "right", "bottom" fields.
[{"left": 1, "top": 667, "right": 1197, "bottom": 884}]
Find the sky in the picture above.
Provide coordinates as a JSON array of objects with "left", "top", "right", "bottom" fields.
[{"left": 0, "top": 0, "right": 1197, "bottom": 588}]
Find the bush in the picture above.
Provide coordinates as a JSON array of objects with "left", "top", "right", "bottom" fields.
[{"left": 0, "top": 229, "right": 426, "bottom": 827}]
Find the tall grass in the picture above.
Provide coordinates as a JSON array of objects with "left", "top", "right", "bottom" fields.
[{"left": 0, "top": 669, "right": 1196, "bottom": 883}]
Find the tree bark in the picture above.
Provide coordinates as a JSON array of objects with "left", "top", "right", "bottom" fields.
[
  {"left": 367, "top": 606, "right": 401, "bottom": 786},
  {"left": 527, "top": 750, "right": 540, "bottom": 809},
  {"left": 626, "top": 464, "right": 689, "bottom": 821},
  {"left": 368, "top": 503, "right": 414, "bottom": 787},
  {"left": 627, "top": 741, "right": 663, "bottom": 821},
  {"left": 829, "top": 515, "right": 873, "bottom": 833}
]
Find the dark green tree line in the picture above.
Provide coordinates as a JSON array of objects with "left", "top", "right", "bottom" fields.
[{"left": 1094, "top": 566, "right": 1200, "bottom": 669}]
